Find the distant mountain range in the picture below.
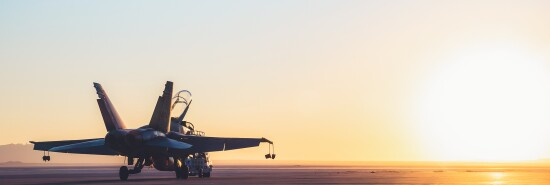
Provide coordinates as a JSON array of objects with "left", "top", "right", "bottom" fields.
[{"left": 0, "top": 144, "right": 120, "bottom": 164}]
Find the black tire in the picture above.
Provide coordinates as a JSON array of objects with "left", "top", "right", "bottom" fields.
[
  {"left": 204, "top": 172, "right": 210, "bottom": 178},
  {"left": 119, "top": 166, "right": 129, "bottom": 181},
  {"left": 182, "top": 166, "right": 189, "bottom": 179}
]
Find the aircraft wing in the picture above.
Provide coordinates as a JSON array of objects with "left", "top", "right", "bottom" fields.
[
  {"left": 30, "top": 138, "right": 119, "bottom": 156},
  {"left": 169, "top": 134, "right": 272, "bottom": 153}
]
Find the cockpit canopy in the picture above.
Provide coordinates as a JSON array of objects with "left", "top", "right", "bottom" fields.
[{"left": 170, "top": 90, "right": 192, "bottom": 133}]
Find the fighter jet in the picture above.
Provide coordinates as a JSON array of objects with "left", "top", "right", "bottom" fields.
[{"left": 30, "top": 81, "right": 274, "bottom": 180}]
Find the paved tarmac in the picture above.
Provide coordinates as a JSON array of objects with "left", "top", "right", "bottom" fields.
[{"left": 2, "top": 165, "right": 550, "bottom": 185}]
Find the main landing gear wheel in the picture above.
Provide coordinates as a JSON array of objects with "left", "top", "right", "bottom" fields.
[
  {"left": 119, "top": 166, "right": 129, "bottom": 181},
  {"left": 203, "top": 172, "right": 211, "bottom": 178}
]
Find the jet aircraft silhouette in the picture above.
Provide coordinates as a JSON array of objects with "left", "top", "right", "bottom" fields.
[{"left": 30, "top": 81, "right": 274, "bottom": 180}]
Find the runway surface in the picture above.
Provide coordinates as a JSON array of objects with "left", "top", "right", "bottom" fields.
[{"left": 2, "top": 165, "right": 550, "bottom": 184}]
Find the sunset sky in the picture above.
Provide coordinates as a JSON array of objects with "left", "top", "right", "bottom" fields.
[{"left": 2, "top": 0, "right": 550, "bottom": 162}]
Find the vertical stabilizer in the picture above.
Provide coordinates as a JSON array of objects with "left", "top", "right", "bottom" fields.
[
  {"left": 175, "top": 100, "right": 192, "bottom": 124},
  {"left": 94, "top": 83, "right": 126, "bottom": 131},
  {"left": 149, "top": 81, "right": 173, "bottom": 133}
]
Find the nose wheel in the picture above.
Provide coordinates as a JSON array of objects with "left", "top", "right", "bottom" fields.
[
  {"left": 119, "top": 166, "right": 129, "bottom": 180},
  {"left": 118, "top": 157, "right": 145, "bottom": 181}
]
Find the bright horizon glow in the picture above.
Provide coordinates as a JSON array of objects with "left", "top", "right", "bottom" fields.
[{"left": 415, "top": 42, "right": 550, "bottom": 162}]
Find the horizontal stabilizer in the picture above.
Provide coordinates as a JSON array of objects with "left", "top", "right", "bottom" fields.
[
  {"left": 145, "top": 137, "right": 192, "bottom": 150},
  {"left": 48, "top": 139, "right": 117, "bottom": 155}
]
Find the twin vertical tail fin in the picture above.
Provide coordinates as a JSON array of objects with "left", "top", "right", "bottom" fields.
[
  {"left": 94, "top": 83, "right": 126, "bottom": 131},
  {"left": 149, "top": 81, "right": 173, "bottom": 133},
  {"left": 175, "top": 99, "right": 192, "bottom": 124}
]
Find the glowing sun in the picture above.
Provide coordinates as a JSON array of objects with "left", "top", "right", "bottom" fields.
[{"left": 415, "top": 43, "right": 550, "bottom": 161}]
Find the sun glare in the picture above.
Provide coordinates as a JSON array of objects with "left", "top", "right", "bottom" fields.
[
  {"left": 490, "top": 172, "right": 505, "bottom": 179},
  {"left": 415, "top": 43, "right": 550, "bottom": 161}
]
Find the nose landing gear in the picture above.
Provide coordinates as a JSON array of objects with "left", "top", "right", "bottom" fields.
[
  {"left": 119, "top": 157, "right": 145, "bottom": 181},
  {"left": 42, "top": 151, "right": 50, "bottom": 162},
  {"left": 119, "top": 166, "right": 129, "bottom": 180}
]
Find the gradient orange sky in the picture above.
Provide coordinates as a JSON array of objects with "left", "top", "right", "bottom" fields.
[{"left": 2, "top": 0, "right": 550, "bottom": 162}]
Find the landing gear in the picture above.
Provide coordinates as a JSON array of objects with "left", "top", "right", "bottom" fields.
[
  {"left": 174, "top": 164, "right": 189, "bottom": 179},
  {"left": 118, "top": 157, "right": 145, "bottom": 181},
  {"left": 174, "top": 158, "right": 189, "bottom": 180},
  {"left": 203, "top": 172, "right": 211, "bottom": 178},
  {"left": 119, "top": 166, "right": 129, "bottom": 181}
]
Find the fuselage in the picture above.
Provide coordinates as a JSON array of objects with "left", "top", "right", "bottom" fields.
[{"left": 104, "top": 127, "right": 183, "bottom": 171}]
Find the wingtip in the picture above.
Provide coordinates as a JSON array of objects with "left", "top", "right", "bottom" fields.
[{"left": 261, "top": 138, "right": 273, "bottom": 144}]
